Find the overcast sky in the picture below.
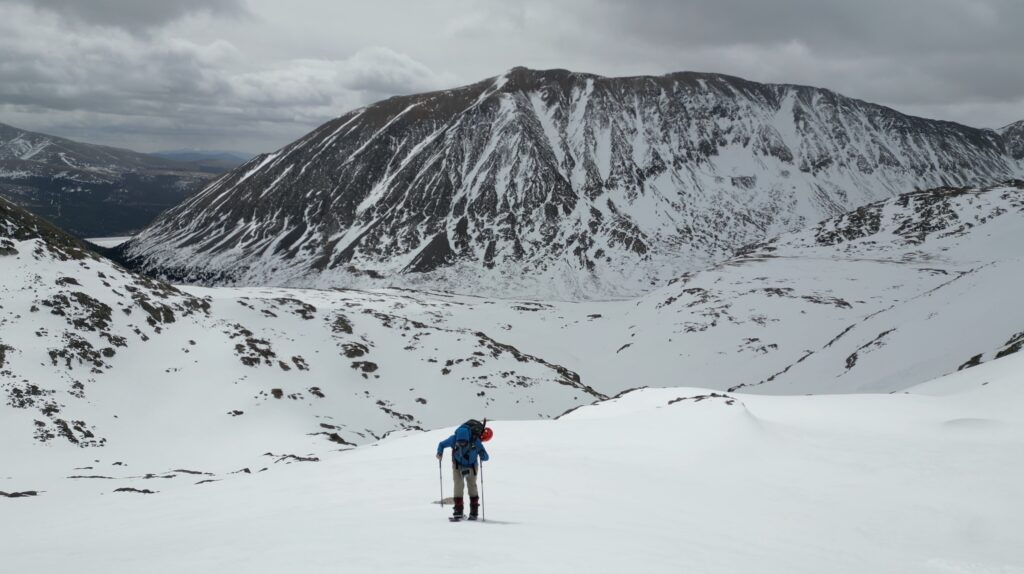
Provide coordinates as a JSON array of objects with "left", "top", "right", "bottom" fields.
[{"left": 1, "top": 0, "right": 1021, "bottom": 154}]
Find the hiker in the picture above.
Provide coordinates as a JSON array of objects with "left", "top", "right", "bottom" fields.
[{"left": 436, "top": 421, "right": 490, "bottom": 520}]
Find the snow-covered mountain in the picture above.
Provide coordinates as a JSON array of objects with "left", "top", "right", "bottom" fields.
[
  {"left": 618, "top": 179, "right": 1024, "bottom": 394},
  {"left": 251, "top": 180, "right": 1022, "bottom": 398},
  {"left": 5, "top": 178, "right": 1024, "bottom": 573},
  {"left": 0, "top": 122, "right": 220, "bottom": 237},
  {"left": 7, "top": 180, "right": 1022, "bottom": 459},
  {"left": 1001, "top": 119, "right": 1024, "bottom": 161},
  {"left": 0, "top": 196, "right": 602, "bottom": 454},
  {"left": 121, "top": 67, "right": 1022, "bottom": 299}
]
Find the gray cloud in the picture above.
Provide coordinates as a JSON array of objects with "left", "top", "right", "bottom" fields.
[
  {"left": 566, "top": 0, "right": 1024, "bottom": 108},
  {"left": 0, "top": 0, "right": 1020, "bottom": 153},
  {"left": 582, "top": 0, "right": 1017, "bottom": 53},
  {"left": 0, "top": 2, "right": 450, "bottom": 151},
  {"left": 9, "top": 0, "right": 248, "bottom": 29}
]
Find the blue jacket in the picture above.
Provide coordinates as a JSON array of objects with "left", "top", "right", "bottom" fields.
[{"left": 437, "top": 425, "right": 490, "bottom": 468}]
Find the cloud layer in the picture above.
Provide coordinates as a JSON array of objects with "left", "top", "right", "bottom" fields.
[
  {"left": 0, "top": 0, "right": 1021, "bottom": 153},
  {"left": 10, "top": 0, "right": 247, "bottom": 29},
  {"left": 0, "top": 2, "right": 451, "bottom": 151}
]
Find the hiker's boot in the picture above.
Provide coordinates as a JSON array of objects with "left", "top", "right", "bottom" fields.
[
  {"left": 468, "top": 496, "right": 480, "bottom": 520},
  {"left": 452, "top": 498, "right": 464, "bottom": 519}
]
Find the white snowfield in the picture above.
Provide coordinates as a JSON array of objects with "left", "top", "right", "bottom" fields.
[
  {"left": 85, "top": 235, "right": 134, "bottom": 248},
  {"left": 2, "top": 354, "right": 1022, "bottom": 574}
]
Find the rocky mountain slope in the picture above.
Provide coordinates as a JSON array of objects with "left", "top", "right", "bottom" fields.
[
  {"left": 8, "top": 179, "right": 1022, "bottom": 458},
  {"left": 0, "top": 122, "right": 221, "bottom": 237},
  {"left": 0, "top": 196, "right": 601, "bottom": 454},
  {"left": 622, "top": 180, "right": 1024, "bottom": 394},
  {"left": 121, "top": 67, "right": 1023, "bottom": 299},
  {"left": 279, "top": 180, "right": 1023, "bottom": 397},
  {"left": 1001, "top": 120, "right": 1024, "bottom": 161},
  {"left": 5, "top": 177, "right": 1024, "bottom": 522}
]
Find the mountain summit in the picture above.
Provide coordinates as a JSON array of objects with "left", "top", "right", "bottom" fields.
[{"left": 121, "top": 68, "right": 1023, "bottom": 299}]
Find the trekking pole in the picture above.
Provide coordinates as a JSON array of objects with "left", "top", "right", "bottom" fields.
[
  {"left": 481, "top": 417, "right": 489, "bottom": 521},
  {"left": 439, "top": 457, "right": 445, "bottom": 509}
]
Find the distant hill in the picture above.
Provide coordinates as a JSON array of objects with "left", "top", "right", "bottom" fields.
[{"left": 0, "top": 122, "right": 223, "bottom": 237}]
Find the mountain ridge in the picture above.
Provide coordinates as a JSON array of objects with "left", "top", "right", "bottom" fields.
[
  {"left": 121, "top": 67, "right": 1024, "bottom": 299},
  {"left": 0, "top": 122, "right": 206, "bottom": 172}
]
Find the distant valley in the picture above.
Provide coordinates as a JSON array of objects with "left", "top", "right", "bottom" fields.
[{"left": 0, "top": 123, "right": 243, "bottom": 237}]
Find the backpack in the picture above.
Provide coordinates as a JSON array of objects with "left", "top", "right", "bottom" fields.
[
  {"left": 452, "top": 420, "right": 482, "bottom": 468},
  {"left": 461, "top": 419, "right": 485, "bottom": 441}
]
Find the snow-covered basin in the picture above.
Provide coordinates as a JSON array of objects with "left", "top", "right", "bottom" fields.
[
  {"left": 2, "top": 354, "right": 1022, "bottom": 573},
  {"left": 85, "top": 235, "right": 134, "bottom": 248}
]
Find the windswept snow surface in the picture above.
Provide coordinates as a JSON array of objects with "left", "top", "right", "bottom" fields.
[{"left": 2, "top": 354, "right": 1022, "bottom": 573}]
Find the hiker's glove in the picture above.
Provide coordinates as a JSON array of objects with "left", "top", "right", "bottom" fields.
[{"left": 436, "top": 453, "right": 442, "bottom": 460}]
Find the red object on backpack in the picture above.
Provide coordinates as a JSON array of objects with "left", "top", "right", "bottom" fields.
[{"left": 481, "top": 427, "right": 493, "bottom": 442}]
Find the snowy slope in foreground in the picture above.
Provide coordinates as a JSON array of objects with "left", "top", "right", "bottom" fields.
[{"left": 3, "top": 353, "right": 1022, "bottom": 574}]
